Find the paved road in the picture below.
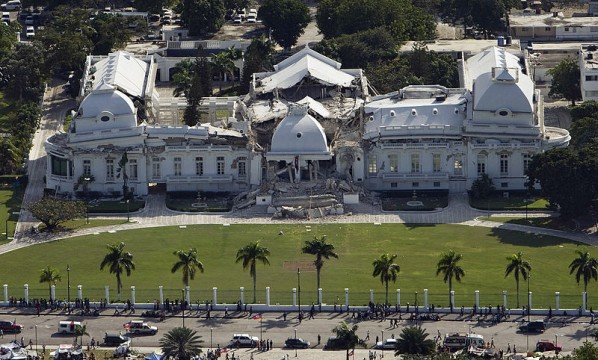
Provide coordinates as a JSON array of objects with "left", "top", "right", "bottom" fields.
[{"left": 1, "top": 312, "right": 591, "bottom": 356}]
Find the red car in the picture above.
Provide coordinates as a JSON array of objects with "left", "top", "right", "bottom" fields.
[
  {"left": 0, "top": 320, "right": 23, "bottom": 333},
  {"left": 536, "top": 340, "right": 562, "bottom": 352}
]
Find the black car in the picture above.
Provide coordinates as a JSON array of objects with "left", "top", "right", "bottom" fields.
[
  {"left": 519, "top": 321, "right": 546, "bottom": 333},
  {"left": 284, "top": 338, "right": 310, "bottom": 349},
  {"left": 0, "top": 320, "right": 23, "bottom": 334},
  {"left": 104, "top": 332, "right": 131, "bottom": 346}
]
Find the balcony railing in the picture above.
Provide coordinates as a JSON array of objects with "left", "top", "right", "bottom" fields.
[{"left": 380, "top": 172, "right": 450, "bottom": 181}]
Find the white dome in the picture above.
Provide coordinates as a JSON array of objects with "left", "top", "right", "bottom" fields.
[
  {"left": 78, "top": 87, "right": 136, "bottom": 119},
  {"left": 270, "top": 105, "right": 328, "bottom": 154}
]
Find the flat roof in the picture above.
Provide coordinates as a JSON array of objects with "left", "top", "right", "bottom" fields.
[
  {"left": 400, "top": 40, "right": 522, "bottom": 56},
  {"left": 510, "top": 13, "right": 598, "bottom": 27},
  {"left": 530, "top": 42, "right": 585, "bottom": 51}
]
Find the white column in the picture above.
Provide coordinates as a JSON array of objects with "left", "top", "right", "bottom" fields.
[
  {"left": 240, "top": 287, "right": 245, "bottom": 304},
  {"left": 555, "top": 292, "right": 560, "bottom": 310},
  {"left": 77, "top": 285, "right": 82, "bottom": 300},
  {"left": 528, "top": 291, "right": 532, "bottom": 310},
  {"left": 450, "top": 290, "right": 455, "bottom": 308},
  {"left": 3, "top": 284, "right": 7, "bottom": 305},
  {"left": 318, "top": 288, "right": 323, "bottom": 304},
  {"left": 424, "top": 289, "right": 429, "bottom": 309},
  {"left": 105, "top": 286, "right": 110, "bottom": 304},
  {"left": 212, "top": 287, "right": 218, "bottom": 305},
  {"left": 583, "top": 291, "right": 587, "bottom": 310},
  {"left": 265, "top": 287, "right": 271, "bottom": 306},
  {"left": 369, "top": 289, "right": 374, "bottom": 303},
  {"left": 345, "top": 288, "right": 349, "bottom": 307},
  {"left": 185, "top": 286, "right": 191, "bottom": 305},
  {"left": 503, "top": 291, "right": 507, "bottom": 309},
  {"left": 396, "top": 289, "right": 401, "bottom": 306},
  {"left": 292, "top": 288, "right": 297, "bottom": 306},
  {"left": 24, "top": 284, "right": 29, "bottom": 304},
  {"left": 130, "top": 286, "right": 136, "bottom": 305},
  {"left": 475, "top": 290, "right": 480, "bottom": 308},
  {"left": 159, "top": 286, "right": 164, "bottom": 305},
  {"left": 50, "top": 285, "right": 56, "bottom": 301}
]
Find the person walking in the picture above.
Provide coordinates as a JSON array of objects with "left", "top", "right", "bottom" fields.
[{"left": 365, "top": 330, "right": 370, "bottom": 341}]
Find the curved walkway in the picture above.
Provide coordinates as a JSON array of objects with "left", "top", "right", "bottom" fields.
[{"left": 2, "top": 192, "right": 595, "bottom": 255}]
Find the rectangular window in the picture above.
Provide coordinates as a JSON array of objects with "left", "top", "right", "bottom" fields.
[
  {"left": 368, "top": 155, "right": 377, "bottom": 175},
  {"left": 412, "top": 182, "right": 419, "bottom": 187},
  {"left": 217, "top": 156, "right": 225, "bottom": 175},
  {"left": 82, "top": 160, "right": 91, "bottom": 177},
  {"left": 174, "top": 157, "right": 182, "bottom": 176},
  {"left": 238, "top": 157, "right": 247, "bottom": 177},
  {"left": 195, "top": 157, "right": 204, "bottom": 176},
  {"left": 500, "top": 154, "right": 509, "bottom": 176},
  {"left": 106, "top": 159, "right": 115, "bottom": 181},
  {"left": 454, "top": 159, "right": 463, "bottom": 176},
  {"left": 477, "top": 155, "right": 486, "bottom": 175},
  {"left": 129, "top": 159, "right": 138, "bottom": 180},
  {"left": 433, "top": 154, "right": 441, "bottom": 173},
  {"left": 152, "top": 157, "right": 161, "bottom": 179},
  {"left": 523, "top": 154, "right": 532, "bottom": 173},
  {"left": 501, "top": 182, "right": 509, "bottom": 188},
  {"left": 388, "top": 154, "right": 398, "bottom": 172},
  {"left": 411, "top": 153, "right": 421, "bottom": 173},
  {"left": 390, "top": 182, "right": 397, "bottom": 188},
  {"left": 434, "top": 181, "right": 440, "bottom": 187},
  {"left": 51, "top": 156, "right": 67, "bottom": 176}
]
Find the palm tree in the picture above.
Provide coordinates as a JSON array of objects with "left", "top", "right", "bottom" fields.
[
  {"left": 39, "top": 266, "right": 61, "bottom": 300},
  {"left": 74, "top": 324, "right": 89, "bottom": 346},
  {"left": 160, "top": 327, "right": 203, "bottom": 360},
  {"left": 332, "top": 321, "right": 366, "bottom": 360},
  {"left": 171, "top": 59, "right": 194, "bottom": 97},
  {"left": 171, "top": 248, "right": 205, "bottom": 286},
  {"left": 99, "top": 242, "right": 135, "bottom": 297},
  {"left": 235, "top": 241, "right": 271, "bottom": 303},
  {"left": 301, "top": 235, "right": 338, "bottom": 301},
  {"left": 569, "top": 250, "right": 598, "bottom": 304},
  {"left": 395, "top": 326, "right": 435, "bottom": 356},
  {"left": 505, "top": 252, "right": 532, "bottom": 308},
  {"left": 211, "top": 46, "right": 242, "bottom": 91},
  {"left": 436, "top": 250, "right": 465, "bottom": 309},
  {"left": 372, "top": 254, "right": 400, "bottom": 305}
]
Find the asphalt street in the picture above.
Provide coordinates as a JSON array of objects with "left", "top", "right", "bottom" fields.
[{"left": 0, "top": 311, "right": 593, "bottom": 355}]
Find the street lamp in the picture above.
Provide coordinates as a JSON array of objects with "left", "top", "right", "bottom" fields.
[
  {"left": 294, "top": 329, "right": 298, "bottom": 358},
  {"left": 381, "top": 330, "right": 384, "bottom": 358},
  {"left": 210, "top": 328, "right": 213, "bottom": 350},
  {"left": 126, "top": 199, "right": 130, "bottom": 222},
  {"left": 4, "top": 218, "right": 8, "bottom": 240},
  {"left": 67, "top": 264, "right": 71, "bottom": 314},
  {"left": 35, "top": 325, "right": 37, "bottom": 354},
  {"left": 297, "top": 268, "right": 301, "bottom": 320}
]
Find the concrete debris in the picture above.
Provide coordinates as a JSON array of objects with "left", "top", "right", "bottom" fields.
[{"left": 272, "top": 204, "right": 344, "bottom": 219}]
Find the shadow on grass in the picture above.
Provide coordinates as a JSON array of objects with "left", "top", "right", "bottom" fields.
[
  {"left": 404, "top": 223, "right": 436, "bottom": 230},
  {"left": 490, "top": 227, "right": 581, "bottom": 247}
]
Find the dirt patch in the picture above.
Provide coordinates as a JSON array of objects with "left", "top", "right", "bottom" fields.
[{"left": 283, "top": 260, "right": 316, "bottom": 271}]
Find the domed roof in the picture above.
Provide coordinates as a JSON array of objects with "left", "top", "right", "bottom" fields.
[
  {"left": 270, "top": 104, "right": 329, "bottom": 155},
  {"left": 473, "top": 71, "right": 534, "bottom": 113},
  {"left": 78, "top": 83, "right": 136, "bottom": 119}
]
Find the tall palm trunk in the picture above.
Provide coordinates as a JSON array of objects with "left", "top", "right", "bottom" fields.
[
  {"left": 448, "top": 277, "right": 453, "bottom": 309},
  {"left": 516, "top": 279, "right": 520, "bottom": 308},
  {"left": 116, "top": 272, "right": 122, "bottom": 297},
  {"left": 316, "top": 267, "right": 321, "bottom": 303},
  {"left": 385, "top": 280, "right": 389, "bottom": 305},
  {"left": 252, "top": 263, "right": 257, "bottom": 304}
]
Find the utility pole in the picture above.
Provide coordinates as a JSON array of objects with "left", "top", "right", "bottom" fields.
[
  {"left": 67, "top": 265, "right": 71, "bottom": 314},
  {"left": 297, "top": 268, "right": 301, "bottom": 321}
]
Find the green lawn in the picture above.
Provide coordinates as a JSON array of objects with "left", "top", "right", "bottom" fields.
[
  {"left": 489, "top": 217, "right": 575, "bottom": 231},
  {"left": 0, "top": 187, "right": 24, "bottom": 243},
  {"left": 88, "top": 199, "right": 145, "bottom": 213},
  {"left": 470, "top": 194, "right": 550, "bottom": 211},
  {"left": 381, "top": 195, "right": 448, "bottom": 211},
  {"left": 0, "top": 223, "right": 594, "bottom": 309}
]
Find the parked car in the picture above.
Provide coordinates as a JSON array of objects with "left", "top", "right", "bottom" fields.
[
  {"left": 0, "top": 320, "right": 23, "bottom": 333},
  {"left": 24, "top": 15, "right": 33, "bottom": 25},
  {"left": 124, "top": 320, "right": 158, "bottom": 335},
  {"left": 374, "top": 339, "right": 398, "bottom": 350},
  {"left": 1, "top": 12, "right": 9, "bottom": 22},
  {"left": 536, "top": 340, "right": 561, "bottom": 352},
  {"left": 246, "top": 14, "right": 256, "bottom": 23},
  {"left": 4, "top": 0, "right": 20, "bottom": 11},
  {"left": 519, "top": 321, "right": 545, "bottom": 333},
  {"left": 104, "top": 332, "right": 131, "bottom": 346},
  {"left": 25, "top": 25, "right": 34, "bottom": 38},
  {"left": 284, "top": 338, "right": 309, "bottom": 349},
  {"left": 58, "top": 321, "right": 81, "bottom": 334},
  {"left": 233, "top": 15, "right": 243, "bottom": 24},
  {"left": 229, "top": 334, "right": 258, "bottom": 348}
]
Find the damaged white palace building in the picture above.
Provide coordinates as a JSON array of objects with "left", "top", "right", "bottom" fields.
[{"left": 45, "top": 46, "right": 570, "bottom": 204}]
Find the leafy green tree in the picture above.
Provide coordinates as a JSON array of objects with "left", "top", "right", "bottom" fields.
[
  {"left": 172, "top": 59, "right": 195, "bottom": 97},
  {"left": 470, "top": 173, "right": 495, "bottom": 199},
  {"left": 0, "top": 139, "right": 19, "bottom": 175},
  {"left": 569, "top": 117, "right": 598, "bottom": 149},
  {"left": 569, "top": 250, "right": 598, "bottom": 301},
  {"left": 395, "top": 326, "right": 435, "bottom": 356},
  {"left": 302, "top": 235, "right": 338, "bottom": 300},
  {"left": 570, "top": 101, "right": 598, "bottom": 122},
  {"left": 74, "top": 324, "right": 89, "bottom": 346},
  {"left": 548, "top": 57, "right": 581, "bottom": 105},
  {"left": 135, "top": 0, "right": 176, "bottom": 13},
  {"left": 90, "top": 13, "right": 136, "bottom": 55},
  {"left": 99, "top": 242, "right": 136, "bottom": 296},
  {"left": 0, "top": 43, "right": 46, "bottom": 102},
  {"left": 470, "top": 0, "right": 506, "bottom": 37},
  {"left": 365, "top": 58, "right": 420, "bottom": 94},
  {"left": 160, "top": 327, "right": 203, "bottom": 360},
  {"left": 180, "top": 0, "right": 226, "bottom": 36},
  {"left": 183, "top": 56, "right": 212, "bottom": 126},
  {"left": 240, "top": 36, "right": 273, "bottom": 93},
  {"left": 259, "top": 0, "right": 310, "bottom": 50},
  {"left": 171, "top": 248, "right": 205, "bottom": 286},
  {"left": 527, "top": 148, "right": 597, "bottom": 218},
  {"left": 372, "top": 253, "right": 400, "bottom": 305},
  {"left": 573, "top": 341, "right": 598, "bottom": 360},
  {"left": 331, "top": 322, "right": 366, "bottom": 360},
  {"left": 28, "top": 198, "right": 86, "bottom": 231},
  {"left": 505, "top": 252, "right": 532, "bottom": 308},
  {"left": 235, "top": 241, "right": 270, "bottom": 303},
  {"left": 223, "top": 0, "right": 248, "bottom": 10},
  {"left": 436, "top": 250, "right": 465, "bottom": 309},
  {"left": 211, "top": 46, "right": 242, "bottom": 91},
  {"left": 39, "top": 266, "right": 61, "bottom": 300},
  {"left": 0, "top": 22, "right": 21, "bottom": 59}
]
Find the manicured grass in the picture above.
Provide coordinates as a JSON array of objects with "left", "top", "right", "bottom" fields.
[
  {"left": 381, "top": 196, "right": 448, "bottom": 211},
  {"left": 88, "top": 200, "right": 145, "bottom": 213},
  {"left": 166, "top": 197, "right": 232, "bottom": 212},
  {"left": 489, "top": 217, "right": 575, "bottom": 231},
  {"left": 0, "top": 187, "right": 24, "bottom": 243},
  {"left": 0, "top": 223, "right": 593, "bottom": 309},
  {"left": 469, "top": 194, "right": 550, "bottom": 211},
  {"left": 39, "top": 219, "right": 129, "bottom": 232}
]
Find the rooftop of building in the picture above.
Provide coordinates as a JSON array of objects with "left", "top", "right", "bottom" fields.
[
  {"left": 399, "top": 39, "right": 522, "bottom": 56},
  {"left": 580, "top": 44, "right": 598, "bottom": 69},
  {"left": 509, "top": 12, "right": 598, "bottom": 27}
]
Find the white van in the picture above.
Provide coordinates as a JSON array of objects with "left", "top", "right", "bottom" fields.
[
  {"left": 1, "top": 12, "right": 9, "bottom": 22},
  {"left": 443, "top": 333, "right": 484, "bottom": 351},
  {"left": 58, "top": 321, "right": 82, "bottom": 334},
  {"left": 4, "top": 0, "right": 20, "bottom": 11}
]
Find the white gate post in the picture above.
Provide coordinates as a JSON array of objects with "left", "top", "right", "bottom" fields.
[
  {"left": 475, "top": 290, "right": 480, "bottom": 308},
  {"left": 212, "top": 287, "right": 218, "bottom": 305},
  {"left": 292, "top": 288, "right": 297, "bottom": 307},
  {"left": 130, "top": 286, "right": 136, "bottom": 305},
  {"left": 3, "top": 285, "right": 7, "bottom": 305},
  {"left": 158, "top": 286, "right": 164, "bottom": 305},
  {"left": 185, "top": 286, "right": 190, "bottom": 305},
  {"left": 50, "top": 285, "right": 56, "bottom": 302},
  {"left": 369, "top": 289, "right": 374, "bottom": 303},
  {"left": 345, "top": 288, "right": 349, "bottom": 307},
  {"left": 555, "top": 292, "right": 560, "bottom": 310},
  {"left": 396, "top": 289, "right": 401, "bottom": 307},
  {"left": 24, "top": 284, "right": 29, "bottom": 304},
  {"left": 105, "top": 286, "right": 110, "bottom": 304},
  {"left": 503, "top": 291, "right": 508, "bottom": 309},
  {"left": 265, "top": 287, "right": 271, "bottom": 306},
  {"left": 318, "top": 288, "right": 323, "bottom": 304},
  {"left": 240, "top": 287, "right": 245, "bottom": 304},
  {"left": 424, "top": 289, "right": 429, "bottom": 309},
  {"left": 77, "top": 285, "right": 83, "bottom": 301}
]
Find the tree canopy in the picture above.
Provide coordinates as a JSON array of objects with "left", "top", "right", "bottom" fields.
[
  {"left": 28, "top": 198, "right": 86, "bottom": 231},
  {"left": 548, "top": 57, "right": 581, "bottom": 105},
  {"left": 179, "top": 0, "right": 226, "bottom": 36},
  {"left": 258, "top": 0, "right": 310, "bottom": 50}
]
